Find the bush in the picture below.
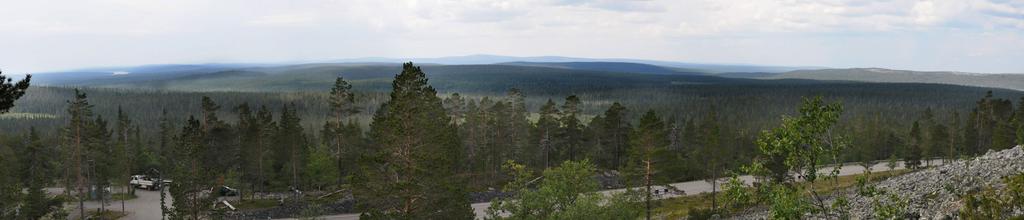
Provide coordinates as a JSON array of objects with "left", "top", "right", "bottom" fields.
[
  {"left": 872, "top": 193, "right": 909, "bottom": 219},
  {"left": 686, "top": 207, "right": 719, "bottom": 220},
  {"left": 959, "top": 173, "right": 1024, "bottom": 219},
  {"left": 767, "top": 184, "right": 810, "bottom": 219},
  {"left": 721, "top": 174, "right": 752, "bottom": 211}
]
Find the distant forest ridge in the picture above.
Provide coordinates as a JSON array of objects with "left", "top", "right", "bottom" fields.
[{"left": 24, "top": 56, "right": 1024, "bottom": 92}]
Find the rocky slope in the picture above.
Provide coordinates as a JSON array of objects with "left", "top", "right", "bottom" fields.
[{"left": 735, "top": 145, "right": 1024, "bottom": 219}]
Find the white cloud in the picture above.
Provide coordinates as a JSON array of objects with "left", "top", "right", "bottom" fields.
[{"left": 0, "top": 0, "right": 1021, "bottom": 73}]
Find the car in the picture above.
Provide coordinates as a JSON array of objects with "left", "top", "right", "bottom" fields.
[{"left": 129, "top": 175, "right": 171, "bottom": 190}]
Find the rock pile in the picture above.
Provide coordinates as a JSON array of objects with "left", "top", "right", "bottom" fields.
[{"left": 735, "top": 145, "right": 1024, "bottom": 219}]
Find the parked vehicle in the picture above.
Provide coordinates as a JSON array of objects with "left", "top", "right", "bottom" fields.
[{"left": 129, "top": 175, "right": 171, "bottom": 190}]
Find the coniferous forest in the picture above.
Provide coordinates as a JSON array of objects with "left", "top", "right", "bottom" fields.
[{"left": 3, "top": 62, "right": 1024, "bottom": 219}]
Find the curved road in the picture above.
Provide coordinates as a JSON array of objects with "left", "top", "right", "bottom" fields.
[{"left": 49, "top": 160, "right": 939, "bottom": 219}]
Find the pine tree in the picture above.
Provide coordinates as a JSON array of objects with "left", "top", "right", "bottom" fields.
[
  {"left": 353, "top": 62, "right": 472, "bottom": 219},
  {"left": 158, "top": 109, "right": 175, "bottom": 169},
  {"left": 949, "top": 111, "right": 962, "bottom": 160},
  {"left": 601, "top": 102, "right": 630, "bottom": 169},
  {"left": 0, "top": 71, "right": 30, "bottom": 113},
  {"left": 327, "top": 77, "right": 360, "bottom": 185},
  {"left": 63, "top": 89, "right": 93, "bottom": 218},
  {"left": 534, "top": 99, "right": 561, "bottom": 168},
  {"left": 87, "top": 115, "right": 115, "bottom": 213},
  {"left": 905, "top": 121, "right": 923, "bottom": 169},
  {"left": 928, "top": 124, "right": 950, "bottom": 162},
  {"left": 235, "top": 103, "right": 257, "bottom": 199},
  {"left": 114, "top": 107, "right": 133, "bottom": 213},
  {"left": 698, "top": 110, "right": 722, "bottom": 211},
  {"left": 443, "top": 93, "right": 467, "bottom": 124},
  {"left": 199, "top": 97, "right": 237, "bottom": 182},
  {"left": 1016, "top": 97, "right": 1024, "bottom": 146},
  {"left": 623, "top": 110, "right": 673, "bottom": 220},
  {"left": 274, "top": 103, "right": 306, "bottom": 189},
  {"left": 558, "top": 95, "right": 584, "bottom": 162},
  {"left": 254, "top": 105, "right": 276, "bottom": 193},
  {"left": 965, "top": 109, "right": 981, "bottom": 155},
  {"left": 504, "top": 88, "right": 531, "bottom": 165},
  {"left": 487, "top": 100, "right": 511, "bottom": 178},
  {"left": 168, "top": 116, "right": 213, "bottom": 220}
]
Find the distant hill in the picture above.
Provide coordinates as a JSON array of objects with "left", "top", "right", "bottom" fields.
[
  {"left": 327, "top": 54, "right": 813, "bottom": 73},
  {"left": 498, "top": 62, "right": 704, "bottom": 75},
  {"left": 29, "top": 63, "right": 755, "bottom": 93},
  {"left": 763, "top": 68, "right": 1024, "bottom": 91}
]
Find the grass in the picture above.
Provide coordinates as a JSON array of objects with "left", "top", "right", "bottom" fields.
[
  {"left": 655, "top": 169, "right": 912, "bottom": 218},
  {"left": 110, "top": 193, "right": 137, "bottom": 201},
  {"left": 87, "top": 209, "right": 127, "bottom": 220}
]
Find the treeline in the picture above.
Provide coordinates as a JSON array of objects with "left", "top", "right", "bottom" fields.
[{"left": 844, "top": 91, "right": 1024, "bottom": 168}]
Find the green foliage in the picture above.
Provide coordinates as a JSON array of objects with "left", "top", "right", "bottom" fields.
[
  {"left": 20, "top": 128, "right": 63, "bottom": 219},
  {"left": 557, "top": 95, "right": 585, "bottom": 162},
  {"left": 598, "top": 102, "right": 631, "bottom": 169},
  {"left": 305, "top": 144, "right": 339, "bottom": 191},
  {"left": 831, "top": 195, "right": 850, "bottom": 220},
  {"left": 487, "top": 160, "right": 642, "bottom": 220},
  {"left": 959, "top": 174, "right": 1024, "bottom": 219},
  {"left": 721, "top": 174, "right": 752, "bottom": 211},
  {"left": 353, "top": 62, "right": 472, "bottom": 219},
  {"left": 167, "top": 116, "right": 215, "bottom": 219},
  {"left": 686, "top": 207, "right": 719, "bottom": 220},
  {"left": 752, "top": 96, "right": 846, "bottom": 184},
  {"left": 766, "top": 184, "right": 810, "bottom": 220},
  {"left": 872, "top": 193, "right": 908, "bottom": 219},
  {"left": 0, "top": 71, "right": 30, "bottom": 113}
]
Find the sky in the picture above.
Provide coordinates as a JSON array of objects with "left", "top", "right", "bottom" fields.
[{"left": 1, "top": 0, "right": 1023, "bottom": 74}]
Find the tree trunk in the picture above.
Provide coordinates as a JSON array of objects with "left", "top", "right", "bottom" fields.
[{"left": 645, "top": 160, "right": 652, "bottom": 220}]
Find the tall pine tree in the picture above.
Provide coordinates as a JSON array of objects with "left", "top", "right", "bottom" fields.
[{"left": 353, "top": 62, "right": 473, "bottom": 219}]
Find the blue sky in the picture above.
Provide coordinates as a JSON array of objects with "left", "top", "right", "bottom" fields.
[{"left": 1, "top": 0, "right": 1022, "bottom": 73}]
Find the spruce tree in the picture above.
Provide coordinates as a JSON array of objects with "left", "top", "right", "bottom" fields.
[
  {"left": 0, "top": 136, "right": 19, "bottom": 219},
  {"left": 87, "top": 115, "right": 115, "bottom": 213},
  {"left": 0, "top": 71, "right": 30, "bottom": 113},
  {"left": 115, "top": 106, "right": 133, "bottom": 213},
  {"left": 353, "top": 62, "right": 472, "bottom": 219},
  {"left": 21, "top": 127, "right": 61, "bottom": 219}
]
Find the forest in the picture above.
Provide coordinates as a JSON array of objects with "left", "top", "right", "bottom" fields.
[{"left": 2, "top": 63, "right": 1024, "bottom": 219}]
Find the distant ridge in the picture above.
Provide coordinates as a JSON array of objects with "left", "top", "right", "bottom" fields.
[
  {"left": 764, "top": 68, "right": 1024, "bottom": 91},
  {"left": 326, "top": 54, "right": 815, "bottom": 73}
]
